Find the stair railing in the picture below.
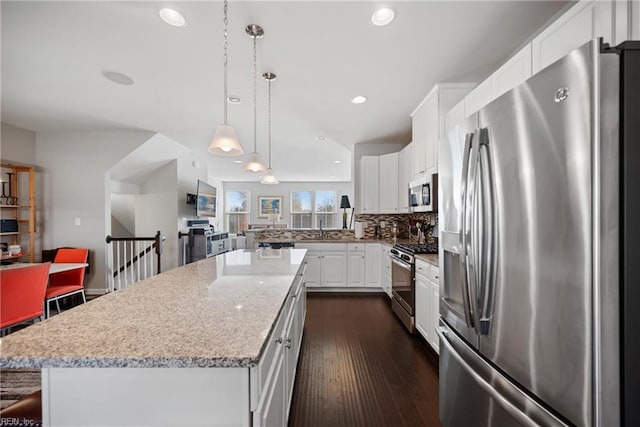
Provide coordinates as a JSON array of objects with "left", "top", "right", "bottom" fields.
[{"left": 105, "top": 230, "right": 165, "bottom": 291}]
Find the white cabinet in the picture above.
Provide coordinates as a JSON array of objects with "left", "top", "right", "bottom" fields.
[
  {"left": 415, "top": 259, "right": 440, "bottom": 354},
  {"left": 381, "top": 245, "right": 392, "bottom": 297},
  {"left": 365, "top": 244, "right": 381, "bottom": 288},
  {"left": 254, "top": 349, "right": 286, "bottom": 427},
  {"left": 321, "top": 253, "right": 348, "bottom": 287},
  {"left": 446, "top": 99, "right": 465, "bottom": 133},
  {"left": 347, "top": 252, "right": 366, "bottom": 287},
  {"left": 379, "top": 152, "right": 399, "bottom": 213},
  {"left": 411, "top": 84, "right": 474, "bottom": 179},
  {"left": 464, "top": 79, "right": 492, "bottom": 118},
  {"left": 412, "top": 103, "right": 428, "bottom": 177},
  {"left": 303, "top": 253, "right": 321, "bottom": 288},
  {"left": 531, "top": 0, "right": 613, "bottom": 74},
  {"left": 415, "top": 260, "right": 431, "bottom": 343},
  {"left": 360, "top": 156, "right": 379, "bottom": 213},
  {"left": 491, "top": 44, "right": 532, "bottom": 100},
  {"left": 398, "top": 143, "right": 413, "bottom": 213}
]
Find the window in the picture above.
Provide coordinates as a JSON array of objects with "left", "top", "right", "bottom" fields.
[
  {"left": 291, "top": 191, "right": 313, "bottom": 229},
  {"left": 226, "top": 190, "right": 250, "bottom": 235},
  {"left": 315, "top": 191, "right": 337, "bottom": 229}
]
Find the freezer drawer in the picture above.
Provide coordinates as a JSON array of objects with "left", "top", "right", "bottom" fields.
[{"left": 438, "top": 322, "right": 566, "bottom": 427}]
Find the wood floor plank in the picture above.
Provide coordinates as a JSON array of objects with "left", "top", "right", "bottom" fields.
[{"left": 288, "top": 293, "right": 442, "bottom": 427}]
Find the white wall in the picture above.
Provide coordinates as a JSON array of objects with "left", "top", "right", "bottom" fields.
[
  {"left": 35, "top": 130, "right": 154, "bottom": 294},
  {"left": 222, "top": 181, "right": 354, "bottom": 229},
  {"left": 1, "top": 122, "right": 36, "bottom": 165},
  {"left": 135, "top": 160, "right": 179, "bottom": 272}
]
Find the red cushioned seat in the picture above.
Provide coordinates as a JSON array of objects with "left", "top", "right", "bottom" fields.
[
  {"left": 0, "top": 263, "right": 50, "bottom": 331},
  {"left": 45, "top": 248, "right": 88, "bottom": 318}
]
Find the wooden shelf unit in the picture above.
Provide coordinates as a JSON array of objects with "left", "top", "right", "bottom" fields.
[{"left": 0, "top": 163, "right": 35, "bottom": 263}]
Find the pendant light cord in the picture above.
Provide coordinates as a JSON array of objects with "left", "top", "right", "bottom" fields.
[
  {"left": 223, "top": 0, "right": 229, "bottom": 125},
  {"left": 253, "top": 35, "right": 258, "bottom": 153},
  {"left": 268, "top": 78, "right": 272, "bottom": 168}
]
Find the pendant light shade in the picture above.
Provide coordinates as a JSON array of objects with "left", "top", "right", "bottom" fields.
[
  {"left": 260, "top": 168, "right": 279, "bottom": 184},
  {"left": 261, "top": 72, "right": 278, "bottom": 185},
  {"left": 244, "top": 152, "right": 268, "bottom": 173},
  {"left": 209, "top": 124, "right": 243, "bottom": 156},
  {"left": 244, "top": 24, "right": 267, "bottom": 173},
  {"left": 209, "top": 0, "right": 243, "bottom": 157}
]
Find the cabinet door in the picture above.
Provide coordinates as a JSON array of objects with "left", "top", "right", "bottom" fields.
[
  {"left": 424, "top": 92, "right": 440, "bottom": 174},
  {"left": 398, "top": 143, "right": 412, "bottom": 212},
  {"left": 464, "top": 78, "right": 492, "bottom": 117},
  {"left": 415, "top": 272, "right": 430, "bottom": 342},
  {"left": 412, "top": 104, "right": 427, "bottom": 177},
  {"left": 304, "top": 255, "right": 321, "bottom": 288},
  {"left": 365, "top": 244, "right": 382, "bottom": 287},
  {"left": 430, "top": 279, "right": 440, "bottom": 354},
  {"left": 381, "top": 246, "right": 392, "bottom": 297},
  {"left": 360, "top": 156, "right": 379, "bottom": 213},
  {"left": 321, "top": 252, "right": 347, "bottom": 287},
  {"left": 284, "top": 307, "right": 297, "bottom": 414},
  {"left": 379, "top": 153, "right": 399, "bottom": 213},
  {"left": 491, "top": 44, "right": 532, "bottom": 100},
  {"left": 531, "top": 1, "right": 603, "bottom": 73},
  {"left": 347, "top": 253, "right": 366, "bottom": 287},
  {"left": 254, "top": 349, "right": 286, "bottom": 427}
]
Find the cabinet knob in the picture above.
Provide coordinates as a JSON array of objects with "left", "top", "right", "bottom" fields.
[{"left": 435, "top": 276, "right": 439, "bottom": 280}]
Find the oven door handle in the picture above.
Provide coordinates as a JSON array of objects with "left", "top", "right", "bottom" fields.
[{"left": 391, "top": 257, "right": 412, "bottom": 271}]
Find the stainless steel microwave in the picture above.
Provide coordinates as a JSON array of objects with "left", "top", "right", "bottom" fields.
[{"left": 409, "top": 174, "right": 438, "bottom": 212}]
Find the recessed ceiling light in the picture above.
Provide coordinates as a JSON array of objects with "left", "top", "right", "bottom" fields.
[
  {"left": 102, "top": 71, "right": 135, "bottom": 86},
  {"left": 351, "top": 95, "right": 367, "bottom": 104},
  {"left": 227, "top": 96, "right": 241, "bottom": 104},
  {"left": 234, "top": 160, "right": 243, "bottom": 164},
  {"left": 371, "top": 8, "right": 395, "bottom": 26},
  {"left": 315, "top": 136, "right": 327, "bottom": 142},
  {"left": 159, "top": 8, "right": 186, "bottom": 27},
  {"left": 333, "top": 160, "right": 342, "bottom": 164}
]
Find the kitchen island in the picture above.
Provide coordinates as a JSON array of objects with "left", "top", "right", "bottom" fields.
[{"left": 0, "top": 248, "right": 308, "bottom": 426}]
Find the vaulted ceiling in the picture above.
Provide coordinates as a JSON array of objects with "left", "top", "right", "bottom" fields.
[{"left": 1, "top": 1, "right": 568, "bottom": 181}]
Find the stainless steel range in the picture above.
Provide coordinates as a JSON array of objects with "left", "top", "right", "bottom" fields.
[{"left": 390, "top": 243, "right": 438, "bottom": 333}]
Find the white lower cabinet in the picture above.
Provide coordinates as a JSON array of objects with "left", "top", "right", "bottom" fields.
[
  {"left": 415, "top": 259, "right": 440, "bottom": 354},
  {"left": 321, "top": 253, "right": 348, "bottom": 287},
  {"left": 365, "top": 243, "right": 381, "bottom": 288},
  {"left": 381, "top": 245, "right": 392, "bottom": 297},
  {"left": 348, "top": 252, "right": 366, "bottom": 286},
  {"left": 254, "top": 268, "right": 306, "bottom": 426}
]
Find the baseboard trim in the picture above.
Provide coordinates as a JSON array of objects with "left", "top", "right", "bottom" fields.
[{"left": 306, "top": 287, "right": 384, "bottom": 293}]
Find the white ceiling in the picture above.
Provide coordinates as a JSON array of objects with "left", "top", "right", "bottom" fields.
[{"left": 1, "top": 1, "right": 568, "bottom": 182}]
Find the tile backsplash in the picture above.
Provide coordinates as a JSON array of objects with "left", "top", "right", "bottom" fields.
[{"left": 354, "top": 213, "right": 438, "bottom": 242}]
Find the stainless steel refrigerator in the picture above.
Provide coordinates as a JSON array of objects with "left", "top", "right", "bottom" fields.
[{"left": 438, "top": 39, "right": 639, "bottom": 427}]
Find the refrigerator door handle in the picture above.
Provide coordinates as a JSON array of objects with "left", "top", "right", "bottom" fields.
[
  {"left": 459, "top": 132, "right": 475, "bottom": 329},
  {"left": 437, "top": 326, "right": 556, "bottom": 426},
  {"left": 478, "top": 127, "right": 498, "bottom": 336},
  {"left": 464, "top": 129, "right": 482, "bottom": 333}
]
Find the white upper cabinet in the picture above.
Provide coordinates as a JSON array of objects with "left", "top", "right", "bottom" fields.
[
  {"left": 360, "top": 155, "right": 379, "bottom": 214},
  {"left": 491, "top": 44, "right": 532, "bottom": 100},
  {"left": 398, "top": 143, "right": 413, "bottom": 213},
  {"left": 464, "top": 79, "right": 492, "bottom": 118},
  {"left": 411, "top": 104, "right": 428, "bottom": 177},
  {"left": 531, "top": 0, "right": 617, "bottom": 74},
  {"left": 379, "top": 152, "right": 399, "bottom": 213},
  {"left": 411, "top": 84, "right": 474, "bottom": 179}
]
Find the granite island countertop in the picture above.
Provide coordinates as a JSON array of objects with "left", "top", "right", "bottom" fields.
[{"left": 0, "top": 248, "right": 307, "bottom": 369}]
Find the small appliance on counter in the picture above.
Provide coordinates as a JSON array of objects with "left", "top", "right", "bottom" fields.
[
  {"left": 183, "top": 220, "right": 229, "bottom": 263},
  {"left": 354, "top": 221, "right": 364, "bottom": 239}
]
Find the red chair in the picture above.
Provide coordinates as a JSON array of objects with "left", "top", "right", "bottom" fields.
[
  {"left": 0, "top": 263, "right": 51, "bottom": 334},
  {"left": 45, "top": 248, "right": 88, "bottom": 318}
]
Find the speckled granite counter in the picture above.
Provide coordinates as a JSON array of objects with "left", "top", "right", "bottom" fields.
[
  {"left": 256, "top": 237, "right": 414, "bottom": 245},
  {"left": 415, "top": 253, "right": 439, "bottom": 267},
  {"left": 0, "top": 248, "right": 307, "bottom": 369}
]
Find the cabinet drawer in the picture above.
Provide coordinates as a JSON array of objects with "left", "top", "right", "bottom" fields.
[
  {"left": 415, "top": 260, "right": 429, "bottom": 280},
  {"left": 347, "top": 243, "right": 365, "bottom": 252}
]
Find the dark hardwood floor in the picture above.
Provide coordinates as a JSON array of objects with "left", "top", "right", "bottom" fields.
[{"left": 288, "top": 293, "right": 442, "bottom": 427}]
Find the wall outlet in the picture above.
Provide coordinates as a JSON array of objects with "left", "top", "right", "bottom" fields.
[
  {"left": 284, "top": 232, "right": 292, "bottom": 238},
  {"left": 74, "top": 217, "right": 81, "bottom": 226},
  {"left": 380, "top": 221, "right": 386, "bottom": 228}
]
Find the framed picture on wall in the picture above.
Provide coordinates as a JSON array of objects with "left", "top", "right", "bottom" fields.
[{"left": 258, "top": 196, "right": 282, "bottom": 218}]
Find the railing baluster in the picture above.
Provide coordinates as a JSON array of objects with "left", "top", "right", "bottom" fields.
[{"left": 106, "top": 232, "right": 165, "bottom": 291}]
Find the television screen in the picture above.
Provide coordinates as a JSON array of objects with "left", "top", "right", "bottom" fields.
[{"left": 196, "top": 180, "right": 216, "bottom": 218}]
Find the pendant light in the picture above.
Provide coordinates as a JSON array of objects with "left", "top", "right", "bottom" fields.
[
  {"left": 261, "top": 72, "right": 279, "bottom": 185},
  {"left": 243, "top": 24, "right": 267, "bottom": 173},
  {"left": 208, "top": 0, "right": 243, "bottom": 156}
]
